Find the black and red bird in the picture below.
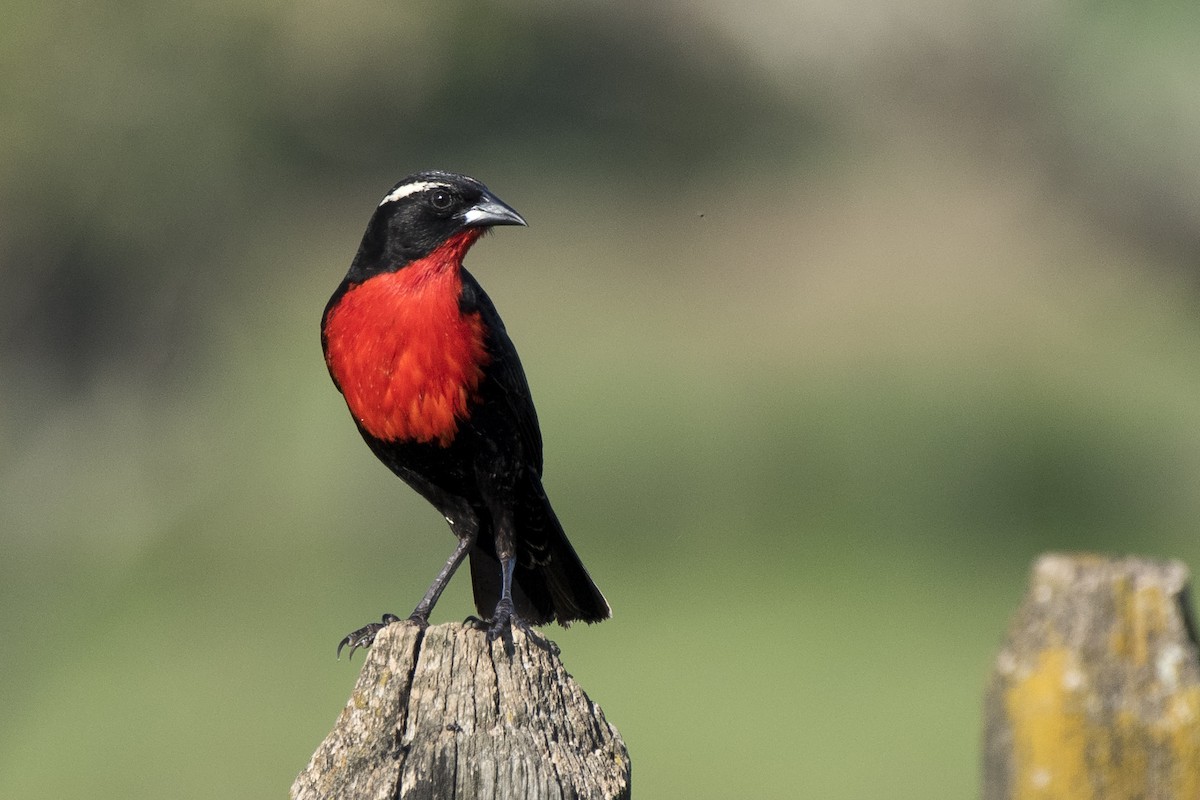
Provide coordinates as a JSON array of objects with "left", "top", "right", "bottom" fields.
[{"left": 321, "top": 171, "right": 610, "bottom": 653}]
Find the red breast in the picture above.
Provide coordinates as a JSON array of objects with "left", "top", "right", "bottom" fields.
[{"left": 323, "top": 230, "right": 490, "bottom": 446}]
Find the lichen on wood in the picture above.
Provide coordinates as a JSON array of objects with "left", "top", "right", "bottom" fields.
[{"left": 984, "top": 553, "right": 1200, "bottom": 800}]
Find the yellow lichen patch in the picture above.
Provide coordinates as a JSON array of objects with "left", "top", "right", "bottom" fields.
[
  {"left": 1006, "top": 647, "right": 1093, "bottom": 799},
  {"left": 1107, "top": 576, "right": 1135, "bottom": 663},
  {"left": 1109, "top": 581, "right": 1171, "bottom": 667},
  {"left": 1162, "top": 687, "right": 1200, "bottom": 799},
  {"left": 1006, "top": 646, "right": 1200, "bottom": 798},
  {"left": 992, "top": 557, "right": 1200, "bottom": 800}
]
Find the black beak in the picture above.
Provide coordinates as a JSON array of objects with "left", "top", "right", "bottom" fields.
[{"left": 461, "top": 192, "right": 527, "bottom": 228}]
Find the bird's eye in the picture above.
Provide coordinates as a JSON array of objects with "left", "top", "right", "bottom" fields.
[{"left": 429, "top": 189, "right": 454, "bottom": 211}]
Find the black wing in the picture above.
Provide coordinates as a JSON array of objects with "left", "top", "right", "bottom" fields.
[{"left": 459, "top": 268, "right": 545, "bottom": 475}]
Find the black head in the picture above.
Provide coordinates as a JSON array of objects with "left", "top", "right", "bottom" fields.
[{"left": 347, "top": 171, "right": 526, "bottom": 281}]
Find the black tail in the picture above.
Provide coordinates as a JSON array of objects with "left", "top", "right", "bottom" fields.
[{"left": 468, "top": 485, "right": 610, "bottom": 626}]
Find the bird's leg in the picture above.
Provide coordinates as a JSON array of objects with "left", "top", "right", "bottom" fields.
[
  {"left": 488, "top": 555, "right": 517, "bottom": 632},
  {"left": 337, "top": 518, "right": 477, "bottom": 659},
  {"left": 409, "top": 526, "right": 476, "bottom": 624},
  {"left": 487, "top": 511, "right": 527, "bottom": 642}
]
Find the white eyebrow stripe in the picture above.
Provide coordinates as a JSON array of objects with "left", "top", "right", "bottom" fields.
[{"left": 378, "top": 180, "right": 450, "bottom": 206}]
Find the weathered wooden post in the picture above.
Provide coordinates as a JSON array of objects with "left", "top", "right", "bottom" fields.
[
  {"left": 983, "top": 553, "right": 1200, "bottom": 799},
  {"left": 292, "top": 622, "right": 630, "bottom": 800}
]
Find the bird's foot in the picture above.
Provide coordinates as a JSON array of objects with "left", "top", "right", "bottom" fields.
[
  {"left": 486, "top": 598, "right": 519, "bottom": 642},
  {"left": 468, "top": 604, "right": 558, "bottom": 655},
  {"left": 336, "top": 613, "right": 415, "bottom": 660}
]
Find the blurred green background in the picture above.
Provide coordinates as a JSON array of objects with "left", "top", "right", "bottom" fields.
[{"left": 4, "top": 0, "right": 1200, "bottom": 796}]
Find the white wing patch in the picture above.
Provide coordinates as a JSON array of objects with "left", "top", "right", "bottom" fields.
[{"left": 379, "top": 180, "right": 450, "bottom": 206}]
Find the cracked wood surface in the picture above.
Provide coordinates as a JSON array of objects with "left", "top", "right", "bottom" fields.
[
  {"left": 984, "top": 553, "right": 1200, "bottom": 800},
  {"left": 292, "top": 622, "right": 630, "bottom": 800}
]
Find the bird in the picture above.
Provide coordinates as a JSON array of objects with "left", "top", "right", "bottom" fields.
[{"left": 321, "top": 171, "right": 611, "bottom": 655}]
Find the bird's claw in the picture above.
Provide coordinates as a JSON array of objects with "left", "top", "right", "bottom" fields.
[
  {"left": 486, "top": 598, "right": 517, "bottom": 642},
  {"left": 487, "top": 598, "right": 539, "bottom": 648},
  {"left": 484, "top": 602, "right": 558, "bottom": 655},
  {"left": 336, "top": 613, "right": 402, "bottom": 660}
]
